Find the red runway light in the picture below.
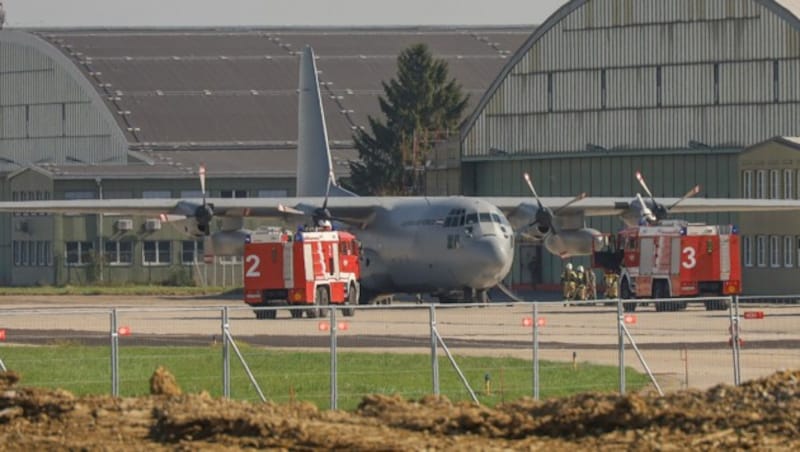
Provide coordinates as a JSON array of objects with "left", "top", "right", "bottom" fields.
[
  {"left": 743, "top": 311, "right": 764, "bottom": 320},
  {"left": 117, "top": 326, "right": 131, "bottom": 336},
  {"left": 0, "top": 329, "right": 6, "bottom": 341},
  {"left": 318, "top": 321, "right": 330, "bottom": 331},
  {"left": 337, "top": 322, "right": 349, "bottom": 331},
  {"left": 537, "top": 317, "right": 547, "bottom": 327},
  {"left": 624, "top": 315, "right": 637, "bottom": 324},
  {"left": 522, "top": 317, "right": 533, "bottom": 327}
]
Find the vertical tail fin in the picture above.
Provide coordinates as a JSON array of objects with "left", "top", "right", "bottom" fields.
[{"left": 297, "top": 46, "right": 354, "bottom": 197}]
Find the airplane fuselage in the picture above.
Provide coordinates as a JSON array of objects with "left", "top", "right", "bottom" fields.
[{"left": 339, "top": 197, "right": 514, "bottom": 296}]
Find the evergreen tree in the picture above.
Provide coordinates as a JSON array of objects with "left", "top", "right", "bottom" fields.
[{"left": 346, "top": 43, "right": 468, "bottom": 195}]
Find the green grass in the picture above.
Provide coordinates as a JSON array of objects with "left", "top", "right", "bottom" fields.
[
  {"left": 0, "top": 285, "right": 238, "bottom": 296},
  {"left": 0, "top": 344, "right": 649, "bottom": 411}
]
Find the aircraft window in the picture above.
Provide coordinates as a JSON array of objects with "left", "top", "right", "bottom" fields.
[
  {"left": 479, "top": 213, "right": 492, "bottom": 223},
  {"left": 444, "top": 217, "right": 453, "bottom": 227},
  {"left": 491, "top": 213, "right": 502, "bottom": 224},
  {"left": 458, "top": 215, "right": 465, "bottom": 226},
  {"left": 465, "top": 213, "right": 478, "bottom": 225}
]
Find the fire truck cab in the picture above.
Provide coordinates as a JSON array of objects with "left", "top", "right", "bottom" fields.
[
  {"left": 592, "top": 220, "right": 741, "bottom": 312},
  {"left": 243, "top": 226, "right": 361, "bottom": 319}
]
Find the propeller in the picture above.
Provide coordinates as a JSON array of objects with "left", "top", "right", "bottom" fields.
[
  {"left": 194, "top": 164, "right": 214, "bottom": 235},
  {"left": 634, "top": 171, "right": 700, "bottom": 225},
  {"left": 312, "top": 170, "right": 335, "bottom": 226},
  {"left": 523, "top": 173, "right": 554, "bottom": 234}
]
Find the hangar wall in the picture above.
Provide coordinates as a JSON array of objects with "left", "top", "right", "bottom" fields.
[
  {"left": 463, "top": 0, "right": 800, "bottom": 157},
  {"left": 459, "top": 0, "right": 800, "bottom": 294}
]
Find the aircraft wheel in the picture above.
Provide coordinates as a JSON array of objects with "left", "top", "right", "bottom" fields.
[
  {"left": 343, "top": 284, "right": 357, "bottom": 317},
  {"left": 620, "top": 278, "right": 636, "bottom": 312},
  {"left": 705, "top": 300, "right": 730, "bottom": 311}
]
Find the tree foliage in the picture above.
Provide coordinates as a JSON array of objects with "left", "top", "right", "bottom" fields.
[{"left": 346, "top": 43, "right": 468, "bottom": 195}]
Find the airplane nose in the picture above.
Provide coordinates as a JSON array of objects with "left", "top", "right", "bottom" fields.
[{"left": 473, "top": 236, "right": 511, "bottom": 278}]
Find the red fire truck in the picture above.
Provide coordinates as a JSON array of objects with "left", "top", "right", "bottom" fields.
[
  {"left": 592, "top": 220, "right": 741, "bottom": 312},
  {"left": 243, "top": 226, "right": 361, "bottom": 319}
]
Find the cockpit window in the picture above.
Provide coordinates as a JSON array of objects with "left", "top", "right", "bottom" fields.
[
  {"left": 491, "top": 213, "right": 504, "bottom": 224},
  {"left": 465, "top": 213, "right": 478, "bottom": 225},
  {"left": 479, "top": 213, "right": 492, "bottom": 223}
]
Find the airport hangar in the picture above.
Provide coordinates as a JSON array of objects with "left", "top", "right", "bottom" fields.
[
  {"left": 423, "top": 0, "right": 800, "bottom": 295},
  {"left": 0, "top": 26, "right": 531, "bottom": 287},
  {"left": 2, "top": 0, "right": 800, "bottom": 295}
]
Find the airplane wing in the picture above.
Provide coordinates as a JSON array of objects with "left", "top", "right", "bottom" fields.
[
  {"left": 0, "top": 196, "right": 385, "bottom": 227},
  {"left": 484, "top": 196, "right": 800, "bottom": 219}
]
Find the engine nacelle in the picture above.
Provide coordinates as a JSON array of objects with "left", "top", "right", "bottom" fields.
[
  {"left": 164, "top": 217, "right": 206, "bottom": 238},
  {"left": 206, "top": 229, "right": 251, "bottom": 256},
  {"left": 544, "top": 228, "right": 604, "bottom": 258}
]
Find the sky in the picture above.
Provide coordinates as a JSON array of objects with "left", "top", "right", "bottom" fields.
[{"left": 2, "top": 0, "right": 569, "bottom": 28}]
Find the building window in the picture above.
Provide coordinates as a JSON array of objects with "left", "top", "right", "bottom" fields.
[
  {"left": 600, "top": 69, "right": 606, "bottom": 109},
  {"left": 105, "top": 240, "right": 133, "bottom": 265},
  {"left": 64, "top": 191, "right": 97, "bottom": 200},
  {"left": 713, "top": 63, "right": 720, "bottom": 105},
  {"left": 143, "top": 190, "right": 171, "bottom": 199},
  {"left": 783, "top": 236, "right": 794, "bottom": 267},
  {"left": 784, "top": 169, "right": 794, "bottom": 199},
  {"left": 742, "top": 170, "right": 753, "bottom": 198},
  {"left": 66, "top": 241, "right": 94, "bottom": 266},
  {"left": 257, "top": 189, "right": 288, "bottom": 198},
  {"left": 769, "top": 235, "right": 780, "bottom": 268},
  {"left": 755, "top": 170, "right": 766, "bottom": 199},
  {"left": 656, "top": 65, "right": 662, "bottom": 107},
  {"left": 547, "top": 72, "right": 553, "bottom": 113},
  {"left": 143, "top": 240, "right": 171, "bottom": 265},
  {"left": 773, "top": 60, "right": 779, "bottom": 103},
  {"left": 742, "top": 236, "right": 753, "bottom": 268},
  {"left": 180, "top": 190, "right": 203, "bottom": 198},
  {"left": 756, "top": 235, "right": 767, "bottom": 267},
  {"left": 220, "top": 189, "right": 247, "bottom": 198},
  {"left": 13, "top": 241, "right": 20, "bottom": 266},
  {"left": 770, "top": 170, "right": 780, "bottom": 199},
  {"left": 182, "top": 240, "right": 204, "bottom": 264}
]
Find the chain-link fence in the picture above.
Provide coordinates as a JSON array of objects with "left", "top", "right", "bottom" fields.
[{"left": 1, "top": 297, "right": 798, "bottom": 409}]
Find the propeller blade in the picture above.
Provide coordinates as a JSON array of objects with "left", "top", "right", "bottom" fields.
[
  {"left": 278, "top": 204, "right": 305, "bottom": 216},
  {"left": 523, "top": 173, "right": 544, "bottom": 208},
  {"left": 669, "top": 185, "right": 701, "bottom": 210},
  {"left": 199, "top": 164, "right": 207, "bottom": 204},
  {"left": 635, "top": 171, "right": 654, "bottom": 200},
  {"left": 554, "top": 192, "right": 588, "bottom": 215},
  {"left": 636, "top": 193, "right": 657, "bottom": 224}
]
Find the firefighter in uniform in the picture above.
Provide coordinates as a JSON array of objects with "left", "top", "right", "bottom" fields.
[
  {"left": 575, "top": 265, "right": 588, "bottom": 301},
  {"left": 561, "top": 262, "right": 577, "bottom": 302},
  {"left": 585, "top": 266, "right": 597, "bottom": 300},
  {"left": 604, "top": 272, "right": 619, "bottom": 299}
]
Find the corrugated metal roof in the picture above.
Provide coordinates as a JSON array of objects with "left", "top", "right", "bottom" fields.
[
  {"left": 35, "top": 27, "right": 531, "bottom": 149},
  {"left": 37, "top": 146, "right": 359, "bottom": 179}
]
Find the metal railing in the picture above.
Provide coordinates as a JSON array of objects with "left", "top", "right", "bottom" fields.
[{"left": 1, "top": 296, "right": 797, "bottom": 408}]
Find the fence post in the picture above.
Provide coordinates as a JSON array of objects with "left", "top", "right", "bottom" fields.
[
  {"left": 330, "top": 307, "right": 338, "bottom": 410},
  {"left": 222, "top": 307, "right": 230, "bottom": 398},
  {"left": 729, "top": 296, "right": 742, "bottom": 385},
  {"left": 110, "top": 308, "right": 119, "bottom": 397},
  {"left": 533, "top": 302, "right": 540, "bottom": 400},
  {"left": 430, "top": 304, "right": 439, "bottom": 396},
  {"left": 617, "top": 296, "right": 626, "bottom": 395}
]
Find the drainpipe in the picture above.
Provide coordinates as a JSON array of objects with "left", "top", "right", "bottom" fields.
[{"left": 95, "top": 177, "right": 104, "bottom": 282}]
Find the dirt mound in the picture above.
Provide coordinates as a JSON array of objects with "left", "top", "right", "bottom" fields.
[
  {"left": 1, "top": 369, "right": 798, "bottom": 450},
  {"left": 149, "top": 366, "right": 182, "bottom": 397}
]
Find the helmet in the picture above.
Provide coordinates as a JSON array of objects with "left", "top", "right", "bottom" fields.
[
  {"left": 577, "top": 265, "right": 584, "bottom": 272},
  {"left": 565, "top": 263, "right": 573, "bottom": 270}
]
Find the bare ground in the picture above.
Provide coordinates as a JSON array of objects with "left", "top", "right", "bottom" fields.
[{"left": 1, "top": 368, "right": 798, "bottom": 451}]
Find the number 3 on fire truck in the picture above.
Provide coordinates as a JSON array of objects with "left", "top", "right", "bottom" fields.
[{"left": 681, "top": 246, "right": 696, "bottom": 269}]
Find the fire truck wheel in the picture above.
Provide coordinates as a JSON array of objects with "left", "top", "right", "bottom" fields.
[
  {"left": 305, "top": 305, "right": 319, "bottom": 319},
  {"left": 290, "top": 309, "right": 303, "bottom": 318},
  {"left": 343, "top": 285, "right": 357, "bottom": 317},
  {"left": 705, "top": 299, "right": 730, "bottom": 311},
  {"left": 255, "top": 309, "right": 276, "bottom": 320},
  {"left": 316, "top": 286, "right": 330, "bottom": 318}
]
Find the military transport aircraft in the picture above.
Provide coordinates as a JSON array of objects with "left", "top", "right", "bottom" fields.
[{"left": 2, "top": 46, "right": 800, "bottom": 303}]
